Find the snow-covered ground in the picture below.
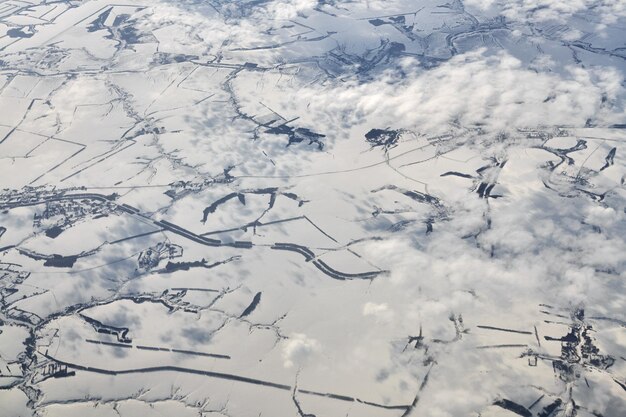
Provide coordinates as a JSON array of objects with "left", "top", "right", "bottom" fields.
[{"left": 0, "top": 1, "right": 625, "bottom": 416}]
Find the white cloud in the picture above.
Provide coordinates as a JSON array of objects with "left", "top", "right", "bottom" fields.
[
  {"left": 465, "top": 0, "right": 626, "bottom": 24},
  {"left": 585, "top": 205, "right": 621, "bottom": 229},
  {"left": 262, "top": 0, "right": 318, "bottom": 20},
  {"left": 299, "top": 49, "right": 625, "bottom": 135},
  {"left": 282, "top": 333, "right": 320, "bottom": 368},
  {"left": 362, "top": 302, "right": 394, "bottom": 321}
]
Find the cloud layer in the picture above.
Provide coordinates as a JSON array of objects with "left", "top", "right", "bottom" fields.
[{"left": 299, "top": 50, "right": 625, "bottom": 135}]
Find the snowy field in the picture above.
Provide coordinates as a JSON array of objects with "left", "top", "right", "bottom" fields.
[{"left": 0, "top": 1, "right": 626, "bottom": 416}]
